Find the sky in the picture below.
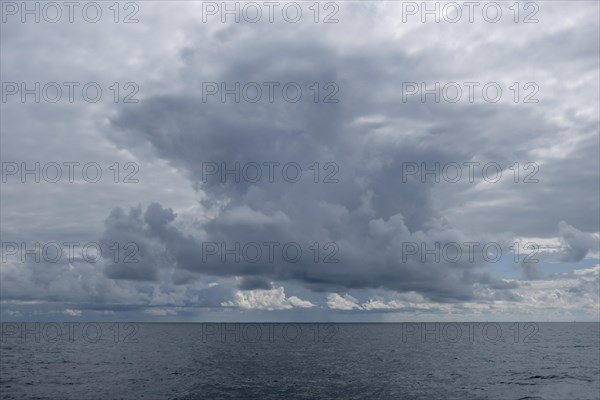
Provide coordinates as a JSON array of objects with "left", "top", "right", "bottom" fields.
[{"left": 0, "top": 0, "right": 599, "bottom": 322}]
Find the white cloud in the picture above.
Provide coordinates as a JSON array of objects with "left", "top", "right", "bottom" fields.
[
  {"left": 326, "top": 293, "right": 362, "bottom": 310},
  {"left": 222, "top": 287, "right": 315, "bottom": 310}
]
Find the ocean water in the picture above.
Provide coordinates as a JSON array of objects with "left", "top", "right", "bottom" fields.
[{"left": 0, "top": 322, "right": 598, "bottom": 400}]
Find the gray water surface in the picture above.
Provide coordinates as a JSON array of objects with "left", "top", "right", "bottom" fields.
[{"left": 1, "top": 322, "right": 598, "bottom": 399}]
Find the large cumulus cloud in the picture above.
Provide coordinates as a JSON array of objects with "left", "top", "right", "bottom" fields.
[
  {"left": 1, "top": 2, "right": 598, "bottom": 320},
  {"left": 101, "top": 3, "right": 599, "bottom": 305}
]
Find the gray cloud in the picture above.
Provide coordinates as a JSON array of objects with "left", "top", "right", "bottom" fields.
[
  {"left": 1, "top": 1, "right": 598, "bottom": 320},
  {"left": 103, "top": 3, "right": 599, "bottom": 306}
]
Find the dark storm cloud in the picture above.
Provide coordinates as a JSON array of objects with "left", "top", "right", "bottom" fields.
[
  {"left": 98, "top": 201, "right": 509, "bottom": 303},
  {"left": 100, "top": 206, "right": 166, "bottom": 281},
  {"left": 110, "top": 6, "right": 600, "bottom": 235},
  {"left": 2, "top": 2, "right": 598, "bottom": 320},
  {"left": 100, "top": 3, "right": 599, "bottom": 305}
]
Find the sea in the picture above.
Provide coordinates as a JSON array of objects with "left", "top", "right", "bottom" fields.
[{"left": 1, "top": 322, "right": 598, "bottom": 399}]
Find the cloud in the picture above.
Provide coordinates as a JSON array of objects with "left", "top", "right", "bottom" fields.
[
  {"left": 0, "top": 2, "right": 598, "bottom": 321},
  {"left": 557, "top": 221, "right": 600, "bottom": 262},
  {"left": 326, "top": 294, "right": 362, "bottom": 310},
  {"left": 515, "top": 222, "right": 600, "bottom": 279},
  {"left": 222, "top": 286, "right": 315, "bottom": 310},
  {"left": 96, "top": 203, "right": 516, "bottom": 303},
  {"left": 100, "top": 2, "right": 599, "bottom": 307}
]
